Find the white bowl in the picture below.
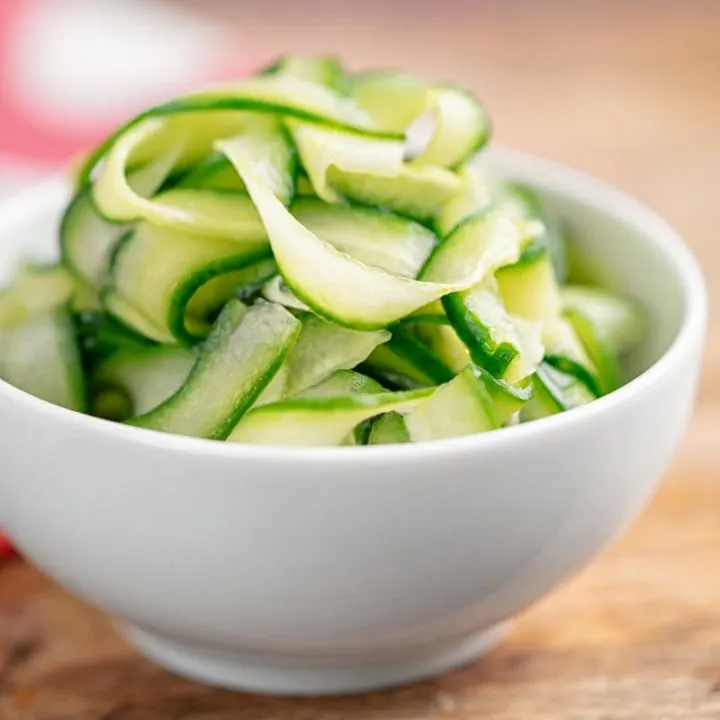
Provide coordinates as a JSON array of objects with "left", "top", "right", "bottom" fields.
[{"left": 0, "top": 149, "right": 707, "bottom": 695}]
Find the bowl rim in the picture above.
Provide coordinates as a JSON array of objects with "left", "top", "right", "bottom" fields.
[{"left": 0, "top": 147, "right": 707, "bottom": 463}]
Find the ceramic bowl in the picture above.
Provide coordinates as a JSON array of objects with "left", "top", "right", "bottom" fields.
[{"left": 0, "top": 148, "right": 707, "bottom": 695}]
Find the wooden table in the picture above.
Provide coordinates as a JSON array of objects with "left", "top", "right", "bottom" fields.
[{"left": 2, "top": 1, "right": 719, "bottom": 717}]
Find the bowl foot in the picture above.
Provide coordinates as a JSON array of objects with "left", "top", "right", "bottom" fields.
[{"left": 123, "top": 622, "right": 509, "bottom": 696}]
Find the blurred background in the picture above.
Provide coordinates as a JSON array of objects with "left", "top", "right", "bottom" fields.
[{"left": 0, "top": 0, "right": 716, "bottom": 459}]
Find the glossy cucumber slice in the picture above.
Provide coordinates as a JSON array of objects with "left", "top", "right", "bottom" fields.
[
  {"left": 107, "top": 222, "right": 274, "bottom": 344},
  {"left": 93, "top": 346, "right": 196, "bottom": 418},
  {"left": 291, "top": 198, "right": 438, "bottom": 278},
  {"left": 0, "top": 306, "right": 85, "bottom": 411},
  {"left": 288, "top": 120, "right": 405, "bottom": 203},
  {"left": 282, "top": 315, "right": 390, "bottom": 397},
  {"left": 404, "top": 366, "right": 499, "bottom": 442},
  {"left": 496, "top": 250, "right": 562, "bottom": 323},
  {"left": 261, "top": 276, "right": 309, "bottom": 311},
  {"left": 0, "top": 263, "right": 76, "bottom": 331},
  {"left": 327, "top": 164, "right": 462, "bottom": 225},
  {"left": 521, "top": 362, "right": 595, "bottom": 421},
  {"left": 561, "top": 285, "right": 645, "bottom": 355},
  {"left": 472, "top": 367, "right": 533, "bottom": 424},
  {"left": 93, "top": 117, "right": 294, "bottom": 238},
  {"left": 265, "top": 54, "right": 350, "bottom": 94},
  {"left": 220, "top": 146, "right": 498, "bottom": 329},
  {"left": 542, "top": 317, "right": 602, "bottom": 397},
  {"left": 413, "top": 322, "right": 471, "bottom": 373},
  {"left": 368, "top": 412, "right": 410, "bottom": 444},
  {"left": 420, "top": 209, "right": 524, "bottom": 287},
  {"left": 442, "top": 278, "right": 544, "bottom": 383},
  {"left": 365, "top": 326, "right": 455, "bottom": 389},
  {"left": 175, "top": 153, "right": 245, "bottom": 192},
  {"left": 79, "top": 74, "right": 400, "bottom": 186},
  {"left": 62, "top": 144, "right": 181, "bottom": 286},
  {"left": 564, "top": 307, "right": 621, "bottom": 394},
  {"left": 353, "top": 72, "right": 490, "bottom": 168},
  {"left": 228, "top": 373, "right": 431, "bottom": 447},
  {"left": 130, "top": 299, "right": 300, "bottom": 439}
]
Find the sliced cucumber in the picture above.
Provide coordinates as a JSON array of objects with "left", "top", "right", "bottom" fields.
[
  {"left": 496, "top": 250, "right": 562, "bottom": 323},
  {"left": 542, "top": 317, "right": 602, "bottom": 397},
  {"left": 327, "top": 164, "right": 462, "bottom": 225},
  {"left": 63, "top": 145, "right": 181, "bottom": 285},
  {"left": 93, "top": 346, "right": 196, "bottom": 417},
  {"left": 442, "top": 278, "right": 544, "bottom": 383},
  {"left": 295, "top": 174, "right": 317, "bottom": 197},
  {"left": 561, "top": 285, "right": 645, "bottom": 355},
  {"left": 521, "top": 362, "right": 595, "bottom": 421},
  {"left": 507, "top": 183, "right": 568, "bottom": 283},
  {"left": 405, "top": 366, "right": 499, "bottom": 442},
  {"left": 0, "top": 306, "right": 85, "bottom": 411},
  {"left": 221, "top": 148, "right": 499, "bottom": 329},
  {"left": 434, "top": 161, "right": 494, "bottom": 237},
  {"left": 564, "top": 307, "right": 621, "bottom": 394},
  {"left": 0, "top": 263, "right": 76, "bottom": 331},
  {"left": 261, "top": 275, "right": 309, "bottom": 311},
  {"left": 175, "top": 153, "right": 245, "bottom": 192},
  {"left": 368, "top": 412, "right": 410, "bottom": 444},
  {"left": 79, "top": 74, "right": 400, "bottom": 186},
  {"left": 107, "top": 221, "right": 273, "bottom": 344},
  {"left": 94, "top": 117, "right": 294, "bottom": 237},
  {"left": 266, "top": 54, "right": 350, "bottom": 95},
  {"left": 291, "top": 198, "right": 438, "bottom": 278},
  {"left": 288, "top": 120, "right": 404, "bottom": 203},
  {"left": 420, "top": 209, "right": 524, "bottom": 288},
  {"left": 75, "top": 309, "right": 157, "bottom": 369},
  {"left": 283, "top": 315, "right": 390, "bottom": 397},
  {"left": 298, "top": 369, "right": 385, "bottom": 398},
  {"left": 353, "top": 72, "right": 490, "bottom": 168},
  {"left": 472, "top": 366, "right": 533, "bottom": 424},
  {"left": 365, "top": 326, "right": 454, "bottom": 389},
  {"left": 413, "top": 322, "right": 471, "bottom": 373},
  {"left": 228, "top": 376, "right": 431, "bottom": 447},
  {"left": 130, "top": 300, "right": 300, "bottom": 439}
]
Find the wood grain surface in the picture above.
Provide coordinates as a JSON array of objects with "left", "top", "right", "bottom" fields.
[{"left": 1, "top": 1, "right": 718, "bottom": 718}]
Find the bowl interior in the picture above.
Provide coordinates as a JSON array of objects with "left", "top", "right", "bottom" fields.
[{"left": 0, "top": 153, "right": 693, "bottom": 386}]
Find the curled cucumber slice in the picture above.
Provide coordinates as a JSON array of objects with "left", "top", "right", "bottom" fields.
[
  {"left": 93, "top": 346, "right": 196, "bottom": 418},
  {"left": 0, "top": 263, "right": 76, "bottom": 331},
  {"left": 93, "top": 117, "right": 294, "bottom": 240},
  {"left": 0, "top": 306, "right": 86, "bottom": 412},
  {"left": 264, "top": 54, "right": 350, "bottom": 95},
  {"left": 282, "top": 315, "right": 390, "bottom": 398},
  {"left": 288, "top": 121, "right": 405, "bottom": 203},
  {"left": 405, "top": 366, "right": 499, "bottom": 442},
  {"left": 521, "top": 362, "right": 595, "bottom": 421},
  {"left": 364, "top": 327, "right": 454, "bottom": 389},
  {"left": 368, "top": 412, "right": 410, "bottom": 445},
  {"left": 130, "top": 299, "right": 301, "bottom": 439},
  {"left": 79, "top": 74, "right": 400, "bottom": 186},
  {"left": 561, "top": 285, "right": 645, "bottom": 355},
  {"left": 228, "top": 371, "right": 432, "bottom": 446},
  {"left": 107, "top": 222, "right": 274, "bottom": 344},
  {"left": 443, "top": 278, "right": 544, "bottom": 384},
  {"left": 353, "top": 72, "right": 490, "bottom": 168},
  {"left": 328, "top": 164, "right": 461, "bottom": 226},
  {"left": 291, "top": 198, "right": 438, "bottom": 278}
]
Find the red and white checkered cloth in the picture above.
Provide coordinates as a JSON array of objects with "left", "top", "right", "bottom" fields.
[{"left": 0, "top": 0, "right": 261, "bottom": 193}]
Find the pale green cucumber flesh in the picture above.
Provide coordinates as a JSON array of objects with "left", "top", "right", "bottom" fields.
[
  {"left": 368, "top": 412, "right": 410, "bottom": 444},
  {"left": 291, "top": 198, "right": 438, "bottom": 278},
  {"left": 129, "top": 300, "right": 301, "bottom": 439},
  {"left": 0, "top": 306, "right": 86, "bottom": 411},
  {"left": 405, "top": 367, "right": 499, "bottom": 442}
]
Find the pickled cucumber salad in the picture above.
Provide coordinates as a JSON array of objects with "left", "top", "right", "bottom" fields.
[{"left": 0, "top": 56, "right": 645, "bottom": 446}]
